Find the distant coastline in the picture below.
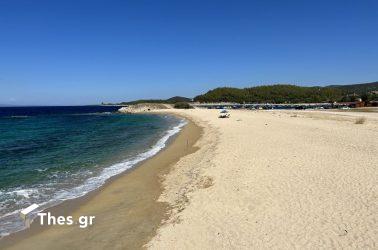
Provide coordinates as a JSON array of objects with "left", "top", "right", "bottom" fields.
[{"left": 102, "top": 81, "right": 378, "bottom": 108}]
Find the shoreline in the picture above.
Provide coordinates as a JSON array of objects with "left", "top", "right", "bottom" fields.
[
  {"left": 2, "top": 108, "right": 377, "bottom": 249},
  {"left": 0, "top": 114, "right": 203, "bottom": 249}
]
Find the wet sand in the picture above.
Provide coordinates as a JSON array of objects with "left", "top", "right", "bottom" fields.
[{"left": 0, "top": 117, "right": 202, "bottom": 250}]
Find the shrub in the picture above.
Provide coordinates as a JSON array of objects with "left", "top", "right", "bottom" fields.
[
  {"left": 174, "top": 102, "right": 193, "bottom": 109},
  {"left": 355, "top": 117, "right": 366, "bottom": 124}
]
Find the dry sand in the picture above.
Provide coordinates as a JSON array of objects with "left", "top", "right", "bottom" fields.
[{"left": 148, "top": 109, "right": 377, "bottom": 249}]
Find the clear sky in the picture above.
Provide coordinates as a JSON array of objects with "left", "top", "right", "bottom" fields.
[{"left": 0, "top": 0, "right": 377, "bottom": 105}]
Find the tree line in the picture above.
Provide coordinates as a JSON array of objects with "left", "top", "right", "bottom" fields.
[{"left": 194, "top": 82, "right": 378, "bottom": 104}]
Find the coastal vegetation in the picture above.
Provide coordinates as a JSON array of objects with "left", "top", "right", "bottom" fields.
[
  {"left": 106, "top": 82, "right": 378, "bottom": 105},
  {"left": 355, "top": 117, "right": 366, "bottom": 124},
  {"left": 329, "top": 82, "right": 378, "bottom": 95},
  {"left": 173, "top": 102, "right": 193, "bottom": 109},
  {"left": 194, "top": 82, "right": 378, "bottom": 104},
  {"left": 119, "top": 96, "right": 191, "bottom": 105}
]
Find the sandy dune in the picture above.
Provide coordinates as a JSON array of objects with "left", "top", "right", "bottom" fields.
[{"left": 148, "top": 109, "right": 377, "bottom": 249}]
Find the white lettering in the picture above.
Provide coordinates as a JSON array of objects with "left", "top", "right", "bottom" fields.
[
  {"left": 37, "top": 212, "right": 47, "bottom": 225},
  {"left": 66, "top": 216, "right": 73, "bottom": 225},
  {"left": 36, "top": 213, "right": 95, "bottom": 228}
]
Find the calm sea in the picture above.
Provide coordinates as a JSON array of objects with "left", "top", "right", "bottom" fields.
[{"left": 0, "top": 106, "right": 185, "bottom": 236}]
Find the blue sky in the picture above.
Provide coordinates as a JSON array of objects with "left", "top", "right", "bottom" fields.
[{"left": 0, "top": 0, "right": 377, "bottom": 105}]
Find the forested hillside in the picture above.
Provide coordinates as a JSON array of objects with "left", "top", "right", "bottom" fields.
[{"left": 194, "top": 82, "right": 378, "bottom": 103}]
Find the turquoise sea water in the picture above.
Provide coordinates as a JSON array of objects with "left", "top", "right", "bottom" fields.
[{"left": 0, "top": 106, "right": 184, "bottom": 236}]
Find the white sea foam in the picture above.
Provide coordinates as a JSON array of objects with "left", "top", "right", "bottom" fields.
[
  {"left": 55, "top": 118, "right": 186, "bottom": 200},
  {"left": 13, "top": 189, "right": 36, "bottom": 199}
]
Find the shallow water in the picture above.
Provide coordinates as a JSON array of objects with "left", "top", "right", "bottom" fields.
[{"left": 0, "top": 106, "right": 184, "bottom": 236}]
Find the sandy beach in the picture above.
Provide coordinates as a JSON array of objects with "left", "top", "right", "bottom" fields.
[
  {"left": 1, "top": 0, "right": 377, "bottom": 248},
  {"left": 1, "top": 109, "right": 377, "bottom": 249},
  {"left": 148, "top": 109, "right": 377, "bottom": 249}
]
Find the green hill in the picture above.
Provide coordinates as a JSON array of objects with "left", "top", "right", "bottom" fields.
[
  {"left": 194, "top": 82, "right": 378, "bottom": 103},
  {"left": 166, "top": 96, "right": 192, "bottom": 103},
  {"left": 118, "top": 96, "right": 191, "bottom": 105},
  {"left": 327, "top": 81, "right": 378, "bottom": 95}
]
